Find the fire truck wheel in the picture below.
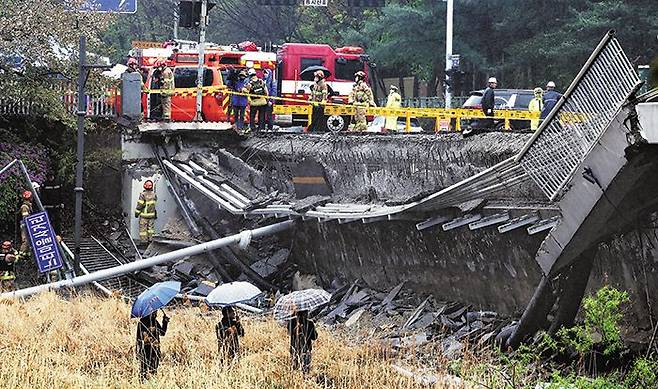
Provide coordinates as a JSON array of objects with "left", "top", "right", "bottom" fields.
[{"left": 326, "top": 115, "right": 347, "bottom": 132}]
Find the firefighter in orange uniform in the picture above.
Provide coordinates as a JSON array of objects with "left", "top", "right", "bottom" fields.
[
  {"left": 19, "top": 190, "right": 33, "bottom": 254},
  {"left": 0, "top": 241, "right": 21, "bottom": 292},
  {"left": 134, "top": 180, "right": 157, "bottom": 244}
]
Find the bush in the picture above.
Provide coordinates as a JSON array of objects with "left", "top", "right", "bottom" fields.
[{"left": 0, "top": 142, "right": 51, "bottom": 235}]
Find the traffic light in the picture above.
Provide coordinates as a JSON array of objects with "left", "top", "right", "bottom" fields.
[
  {"left": 445, "top": 69, "right": 468, "bottom": 95},
  {"left": 348, "top": 0, "right": 385, "bottom": 7},
  {"left": 256, "top": 0, "right": 298, "bottom": 5},
  {"left": 178, "top": 0, "right": 216, "bottom": 28}
]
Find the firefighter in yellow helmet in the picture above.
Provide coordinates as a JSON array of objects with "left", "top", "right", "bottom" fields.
[
  {"left": 156, "top": 59, "right": 174, "bottom": 121},
  {"left": 348, "top": 71, "right": 375, "bottom": 132},
  {"left": 0, "top": 241, "right": 21, "bottom": 292},
  {"left": 135, "top": 180, "right": 157, "bottom": 244},
  {"left": 307, "top": 69, "right": 329, "bottom": 132},
  {"left": 528, "top": 87, "right": 544, "bottom": 131},
  {"left": 19, "top": 190, "right": 33, "bottom": 254}
]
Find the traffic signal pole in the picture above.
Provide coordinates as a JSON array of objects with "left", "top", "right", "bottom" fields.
[
  {"left": 444, "top": 0, "right": 453, "bottom": 109},
  {"left": 194, "top": 0, "right": 208, "bottom": 121}
]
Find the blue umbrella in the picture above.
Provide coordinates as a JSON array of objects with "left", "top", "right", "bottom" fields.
[{"left": 131, "top": 281, "right": 181, "bottom": 318}]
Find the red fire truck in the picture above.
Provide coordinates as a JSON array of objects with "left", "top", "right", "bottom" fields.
[
  {"left": 276, "top": 43, "right": 371, "bottom": 131},
  {"left": 132, "top": 41, "right": 370, "bottom": 129}
]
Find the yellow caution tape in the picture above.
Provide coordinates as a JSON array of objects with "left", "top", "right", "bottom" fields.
[{"left": 141, "top": 86, "right": 544, "bottom": 132}]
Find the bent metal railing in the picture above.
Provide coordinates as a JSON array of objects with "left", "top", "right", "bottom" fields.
[{"left": 516, "top": 31, "right": 641, "bottom": 202}]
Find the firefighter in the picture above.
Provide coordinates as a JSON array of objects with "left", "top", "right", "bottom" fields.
[
  {"left": 18, "top": 190, "right": 33, "bottom": 254},
  {"left": 126, "top": 57, "right": 139, "bottom": 73},
  {"left": 246, "top": 68, "right": 269, "bottom": 132},
  {"left": 0, "top": 241, "right": 20, "bottom": 292},
  {"left": 348, "top": 71, "right": 375, "bottom": 132},
  {"left": 215, "top": 306, "right": 245, "bottom": 361},
  {"left": 134, "top": 180, "right": 157, "bottom": 244},
  {"left": 528, "top": 87, "right": 544, "bottom": 130},
  {"left": 288, "top": 310, "right": 318, "bottom": 374},
  {"left": 481, "top": 77, "right": 497, "bottom": 129},
  {"left": 307, "top": 70, "right": 328, "bottom": 132},
  {"left": 385, "top": 85, "right": 402, "bottom": 132},
  {"left": 136, "top": 311, "right": 169, "bottom": 381},
  {"left": 541, "top": 81, "right": 562, "bottom": 120},
  {"left": 156, "top": 59, "right": 174, "bottom": 121}
]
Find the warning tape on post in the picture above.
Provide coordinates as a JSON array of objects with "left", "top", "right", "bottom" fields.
[{"left": 141, "top": 86, "right": 542, "bottom": 132}]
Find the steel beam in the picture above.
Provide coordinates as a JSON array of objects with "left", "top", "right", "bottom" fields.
[
  {"left": 442, "top": 214, "right": 481, "bottom": 231},
  {"left": 415, "top": 216, "right": 451, "bottom": 231},
  {"left": 497, "top": 212, "right": 539, "bottom": 233},
  {"left": 468, "top": 212, "right": 510, "bottom": 230},
  {"left": 2, "top": 220, "right": 295, "bottom": 300},
  {"left": 527, "top": 216, "right": 561, "bottom": 235}
]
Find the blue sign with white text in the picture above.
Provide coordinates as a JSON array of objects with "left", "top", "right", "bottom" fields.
[
  {"left": 80, "top": 0, "right": 138, "bottom": 13},
  {"left": 25, "top": 211, "right": 63, "bottom": 274}
]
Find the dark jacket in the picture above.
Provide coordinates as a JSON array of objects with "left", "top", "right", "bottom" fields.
[
  {"left": 540, "top": 90, "right": 562, "bottom": 119},
  {"left": 136, "top": 315, "right": 169, "bottom": 353},
  {"left": 216, "top": 317, "right": 245, "bottom": 340},
  {"left": 482, "top": 87, "right": 495, "bottom": 115},
  {"left": 231, "top": 77, "right": 249, "bottom": 107},
  {"left": 288, "top": 318, "right": 318, "bottom": 354}
]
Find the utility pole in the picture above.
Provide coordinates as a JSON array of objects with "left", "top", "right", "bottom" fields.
[
  {"left": 173, "top": 9, "right": 179, "bottom": 40},
  {"left": 73, "top": 35, "right": 86, "bottom": 275},
  {"left": 444, "top": 0, "right": 453, "bottom": 109},
  {"left": 194, "top": 0, "right": 208, "bottom": 121}
]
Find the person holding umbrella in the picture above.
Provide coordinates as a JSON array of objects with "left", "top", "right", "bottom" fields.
[
  {"left": 136, "top": 311, "right": 169, "bottom": 381},
  {"left": 273, "top": 289, "right": 330, "bottom": 374},
  {"left": 131, "top": 280, "right": 180, "bottom": 381},
  {"left": 288, "top": 310, "right": 318, "bottom": 374},
  {"left": 215, "top": 306, "right": 245, "bottom": 361}
]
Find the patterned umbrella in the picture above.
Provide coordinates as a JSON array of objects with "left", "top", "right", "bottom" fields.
[
  {"left": 205, "top": 281, "right": 262, "bottom": 307},
  {"left": 131, "top": 281, "right": 181, "bottom": 318},
  {"left": 273, "top": 289, "right": 331, "bottom": 321}
]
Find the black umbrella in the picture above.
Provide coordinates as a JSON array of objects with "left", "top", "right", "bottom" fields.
[{"left": 300, "top": 65, "right": 331, "bottom": 80}]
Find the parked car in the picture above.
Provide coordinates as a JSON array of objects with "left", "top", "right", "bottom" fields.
[
  {"left": 367, "top": 116, "right": 424, "bottom": 133},
  {"left": 460, "top": 88, "right": 534, "bottom": 132}
]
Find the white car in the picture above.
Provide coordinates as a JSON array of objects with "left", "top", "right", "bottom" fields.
[{"left": 366, "top": 116, "right": 424, "bottom": 133}]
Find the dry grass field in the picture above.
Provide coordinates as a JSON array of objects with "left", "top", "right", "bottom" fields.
[{"left": 0, "top": 292, "right": 484, "bottom": 389}]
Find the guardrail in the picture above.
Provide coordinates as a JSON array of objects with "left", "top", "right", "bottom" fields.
[{"left": 0, "top": 91, "right": 118, "bottom": 118}]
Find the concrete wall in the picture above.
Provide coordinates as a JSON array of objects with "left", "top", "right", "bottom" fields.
[{"left": 121, "top": 135, "right": 179, "bottom": 240}]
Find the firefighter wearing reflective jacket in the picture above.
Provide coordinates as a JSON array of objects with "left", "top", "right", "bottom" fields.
[
  {"left": 0, "top": 241, "right": 21, "bottom": 292},
  {"left": 19, "top": 190, "right": 33, "bottom": 254},
  {"left": 157, "top": 60, "right": 174, "bottom": 121},
  {"left": 349, "top": 71, "right": 375, "bottom": 132},
  {"left": 135, "top": 180, "right": 157, "bottom": 243}
]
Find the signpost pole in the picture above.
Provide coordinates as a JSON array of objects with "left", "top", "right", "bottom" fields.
[
  {"left": 194, "top": 0, "right": 208, "bottom": 121},
  {"left": 73, "top": 34, "right": 86, "bottom": 275}
]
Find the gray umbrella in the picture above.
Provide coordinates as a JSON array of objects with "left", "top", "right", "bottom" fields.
[
  {"left": 273, "top": 289, "right": 331, "bottom": 321},
  {"left": 205, "top": 281, "right": 262, "bottom": 307}
]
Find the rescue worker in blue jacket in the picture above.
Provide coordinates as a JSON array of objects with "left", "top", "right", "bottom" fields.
[
  {"left": 540, "top": 81, "right": 562, "bottom": 120},
  {"left": 264, "top": 68, "right": 277, "bottom": 131},
  {"left": 231, "top": 70, "right": 249, "bottom": 132}
]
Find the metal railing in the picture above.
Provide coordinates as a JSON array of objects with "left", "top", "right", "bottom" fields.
[
  {"left": 0, "top": 91, "right": 118, "bottom": 118},
  {"left": 516, "top": 31, "right": 641, "bottom": 201}
]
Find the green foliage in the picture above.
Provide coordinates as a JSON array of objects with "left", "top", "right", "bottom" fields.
[
  {"left": 624, "top": 357, "right": 658, "bottom": 388},
  {"left": 545, "top": 370, "right": 623, "bottom": 389}
]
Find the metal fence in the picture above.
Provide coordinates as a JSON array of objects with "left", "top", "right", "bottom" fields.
[
  {"left": 516, "top": 32, "right": 640, "bottom": 201},
  {"left": 376, "top": 96, "right": 469, "bottom": 109},
  {"left": 0, "top": 91, "right": 117, "bottom": 118}
]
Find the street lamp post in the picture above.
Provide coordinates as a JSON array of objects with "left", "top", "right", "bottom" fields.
[{"left": 445, "top": 0, "right": 453, "bottom": 109}]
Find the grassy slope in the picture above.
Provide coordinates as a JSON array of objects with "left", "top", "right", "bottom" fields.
[{"left": 0, "top": 293, "right": 470, "bottom": 389}]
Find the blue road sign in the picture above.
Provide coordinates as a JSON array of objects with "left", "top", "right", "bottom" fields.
[
  {"left": 80, "top": 0, "right": 138, "bottom": 13},
  {"left": 25, "top": 211, "right": 63, "bottom": 274}
]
